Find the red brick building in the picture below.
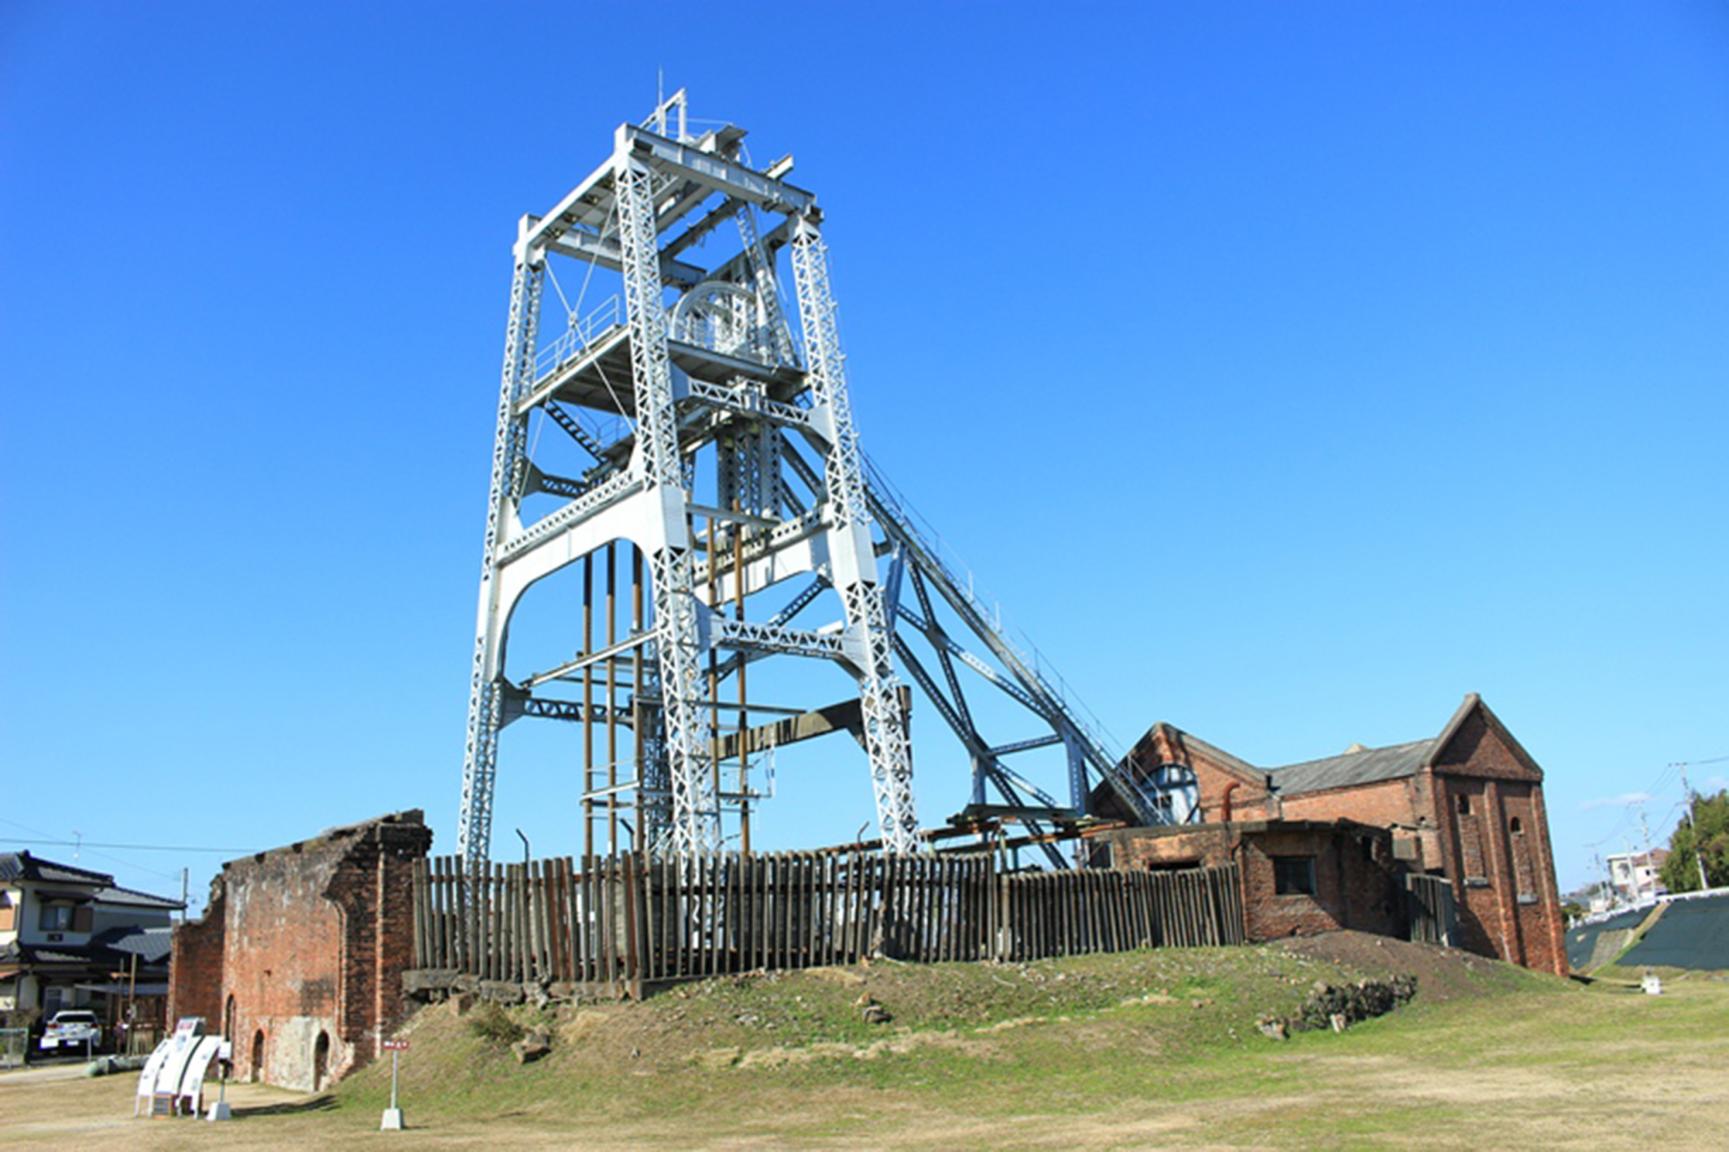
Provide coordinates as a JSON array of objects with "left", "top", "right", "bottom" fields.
[
  {"left": 167, "top": 811, "right": 432, "bottom": 1091},
  {"left": 1091, "top": 819, "right": 1405, "bottom": 942},
  {"left": 1093, "top": 695, "right": 1567, "bottom": 976}
]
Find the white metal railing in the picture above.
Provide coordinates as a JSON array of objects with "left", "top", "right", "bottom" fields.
[
  {"left": 861, "top": 453, "right": 1128, "bottom": 771},
  {"left": 534, "top": 296, "right": 625, "bottom": 383}
]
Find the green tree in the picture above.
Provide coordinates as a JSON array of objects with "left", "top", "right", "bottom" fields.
[{"left": 1661, "top": 789, "right": 1729, "bottom": 893}]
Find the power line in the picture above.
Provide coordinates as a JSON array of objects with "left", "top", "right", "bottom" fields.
[
  {"left": 5, "top": 837, "right": 257, "bottom": 855},
  {"left": 0, "top": 815, "right": 191, "bottom": 884}
]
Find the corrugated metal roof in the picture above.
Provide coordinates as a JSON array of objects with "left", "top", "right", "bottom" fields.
[{"left": 1268, "top": 738, "right": 1437, "bottom": 795}]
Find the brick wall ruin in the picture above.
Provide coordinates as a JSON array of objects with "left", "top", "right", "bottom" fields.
[{"left": 168, "top": 811, "right": 432, "bottom": 1092}]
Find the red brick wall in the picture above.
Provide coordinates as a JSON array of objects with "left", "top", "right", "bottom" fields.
[
  {"left": 1095, "top": 727, "right": 1277, "bottom": 824},
  {"left": 1105, "top": 825, "right": 1235, "bottom": 871},
  {"left": 1402, "top": 707, "right": 1566, "bottom": 976},
  {"left": 168, "top": 812, "right": 432, "bottom": 1091},
  {"left": 1432, "top": 767, "right": 1566, "bottom": 976},
  {"left": 1238, "top": 827, "right": 1400, "bottom": 941},
  {"left": 1183, "top": 754, "right": 1276, "bottom": 823},
  {"left": 324, "top": 829, "right": 427, "bottom": 1053},
  {"left": 167, "top": 888, "right": 226, "bottom": 1028},
  {"left": 221, "top": 840, "right": 350, "bottom": 1089},
  {"left": 1097, "top": 822, "right": 1400, "bottom": 943},
  {"left": 1279, "top": 778, "right": 1422, "bottom": 830}
]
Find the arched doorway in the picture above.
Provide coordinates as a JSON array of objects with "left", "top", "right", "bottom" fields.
[
  {"left": 312, "top": 1031, "right": 330, "bottom": 1092},
  {"left": 250, "top": 1030, "right": 265, "bottom": 1083}
]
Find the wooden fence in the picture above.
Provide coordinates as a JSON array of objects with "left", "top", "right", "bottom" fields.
[
  {"left": 997, "top": 866, "right": 1245, "bottom": 961},
  {"left": 412, "top": 852, "right": 1244, "bottom": 992},
  {"left": 1405, "top": 873, "right": 1458, "bottom": 947}
]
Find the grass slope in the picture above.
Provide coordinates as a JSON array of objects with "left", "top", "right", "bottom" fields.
[{"left": 5, "top": 934, "right": 1726, "bottom": 1150}]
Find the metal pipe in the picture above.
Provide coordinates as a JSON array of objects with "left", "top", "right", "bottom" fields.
[
  {"left": 605, "top": 542, "right": 618, "bottom": 854},
  {"left": 734, "top": 499, "right": 751, "bottom": 855},
  {"left": 630, "top": 545, "right": 645, "bottom": 853},
  {"left": 706, "top": 512, "right": 722, "bottom": 831},
  {"left": 582, "top": 553, "right": 595, "bottom": 859}
]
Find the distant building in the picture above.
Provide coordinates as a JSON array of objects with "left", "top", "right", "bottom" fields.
[
  {"left": 168, "top": 811, "right": 431, "bottom": 1092},
  {"left": 1606, "top": 849, "right": 1668, "bottom": 904},
  {"left": 1091, "top": 695, "right": 1568, "bottom": 976},
  {"left": 0, "top": 852, "right": 182, "bottom": 1035}
]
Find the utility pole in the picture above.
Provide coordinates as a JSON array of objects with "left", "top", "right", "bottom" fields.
[
  {"left": 1638, "top": 804, "right": 1655, "bottom": 896},
  {"left": 180, "top": 868, "right": 189, "bottom": 923},
  {"left": 1622, "top": 837, "right": 1640, "bottom": 905},
  {"left": 1678, "top": 764, "right": 1711, "bottom": 891}
]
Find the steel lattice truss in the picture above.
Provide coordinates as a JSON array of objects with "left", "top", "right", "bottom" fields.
[{"left": 457, "top": 93, "right": 1168, "bottom": 869}]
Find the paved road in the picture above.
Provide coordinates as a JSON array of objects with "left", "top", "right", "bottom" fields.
[{"left": 0, "top": 1059, "right": 97, "bottom": 1086}]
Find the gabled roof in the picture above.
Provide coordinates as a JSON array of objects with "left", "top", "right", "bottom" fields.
[
  {"left": 0, "top": 853, "right": 182, "bottom": 909},
  {"left": 1265, "top": 692, "right": 1541, "bottom": 796},
  {"left": 1265, "top": 738, "right": 1437, "bottom": 795},
  {"left": 1108, "top": 694, "right": 1541, "bottom": 809},
  {"left": 1141, "top": 722, "right": 1263, "bottom": 783},
  {"left": 0, "top": 851, "right": 115, "bottom": 888}
]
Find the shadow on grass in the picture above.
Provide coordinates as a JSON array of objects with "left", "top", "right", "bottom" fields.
[{"left": 236, "top": 1094, "right": 338, "bottom": 1117}]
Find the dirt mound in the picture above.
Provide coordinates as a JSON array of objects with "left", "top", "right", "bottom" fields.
[{"left": 1278, "top": 930, "right": 1543, "bottom": 1001}]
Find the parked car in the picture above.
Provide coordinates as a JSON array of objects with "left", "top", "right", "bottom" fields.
[{"left": 39, "top": 1009, "right": 102, "bottom": 1053}]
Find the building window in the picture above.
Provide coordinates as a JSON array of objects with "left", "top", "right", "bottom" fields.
[
  {"left": 1509, "top": 817, "right": 1535, "bottom": 902},
  {"left": 1456, "top": 794, "right": 1471, "bottom": 815},
  {"left": 38, "top": 904, "right": 73, "bottom": 932},
  {"left": 1273, "top": 856, "right": 1317, "bottom": 896}
]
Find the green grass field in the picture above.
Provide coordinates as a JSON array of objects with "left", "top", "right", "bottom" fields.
[{"left": 4, "top": 934, "right": 1725, "bottom": 1150}]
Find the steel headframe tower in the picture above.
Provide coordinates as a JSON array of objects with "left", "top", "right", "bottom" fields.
[
  {"left": 457, "top": 92, "right": 917, "bottom": 867},
  {"left": 457, "top": 92, "right": 1170, "bottom": 871}
]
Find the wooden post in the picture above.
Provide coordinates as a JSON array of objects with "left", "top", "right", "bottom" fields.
[{"left": 622, "top": 852, "right": 642, "bottom": 997}]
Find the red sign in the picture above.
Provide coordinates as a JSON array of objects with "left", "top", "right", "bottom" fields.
[{"left": 382, "top": 1039, "right": 410, "bottom": 1051}]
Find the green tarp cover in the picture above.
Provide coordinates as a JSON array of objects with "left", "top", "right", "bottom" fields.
[
  {"left": 1566, "top": 906, "right": 1646, "bottom": 971},
  {"left": 1619, "top": 893, "right": 1729, "bottom": 971}
]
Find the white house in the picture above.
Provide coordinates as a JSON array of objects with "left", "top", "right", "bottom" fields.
[{"left": 0, "top": 852, "right": 182, "bottom": 1022}]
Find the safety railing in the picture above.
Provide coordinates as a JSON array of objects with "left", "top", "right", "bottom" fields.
[
  {"left": 862, "top": 453, "right": 1129, "bottom": 773},
  {"left": 533, "top": 295, "right": 625, "bottom": 384}
]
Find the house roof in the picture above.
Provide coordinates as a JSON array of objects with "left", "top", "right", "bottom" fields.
[
  {"left": 0, "top": 852, "right": 181, "bottom": 909},
  {"left": 0, "top": 940, "right": 98, "bottom": 969},
  {"left": 0, "top": 851, "right": 115, "bottom": 888},
  {"left": 1109, "top": 693, "right": 1541, "bottom": 808},
  {"left": 92, "top": 885, "right": 183, "bottom": 911},
  {"left": 0, "top": 929, "right": 176, "bottom": 974},
  {"left": 1265, "top": 738, "right": 1439, "bottom": 796},
  {"left": 92, "top": 926, "right": 174, "bottom": 965}
]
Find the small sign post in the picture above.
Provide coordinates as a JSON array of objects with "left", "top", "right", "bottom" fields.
[
  {"left": 207, "top": 1039, "right": 233, "bottom": 1122},
  {"left": 380, "top": 1039, "right": 409, "bottom": 1131}
]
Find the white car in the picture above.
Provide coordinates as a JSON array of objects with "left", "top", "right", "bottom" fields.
[{"left": 39, "top": 1009, "right": 102, "bottom": 1053}]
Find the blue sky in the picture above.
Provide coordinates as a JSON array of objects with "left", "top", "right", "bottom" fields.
[{"left": 2, "top": 2, "right": 1725, "bottom": 907}]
